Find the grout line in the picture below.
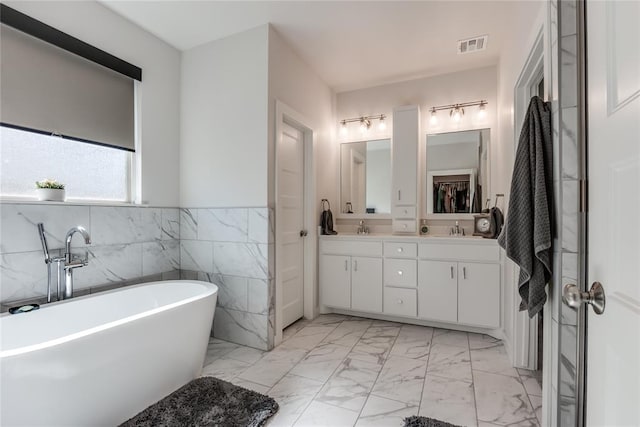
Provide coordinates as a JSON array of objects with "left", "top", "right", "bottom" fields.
[
  {"left": 416, "top": 326, "right": 435, "bottom": 417},
  {"left": 468, "top": 333, "right": 481, "bottom": 427}
]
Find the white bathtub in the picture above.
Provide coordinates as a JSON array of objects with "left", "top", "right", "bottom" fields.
[{"left": 0, "top": 280, "right": 218, "bottom": 426}]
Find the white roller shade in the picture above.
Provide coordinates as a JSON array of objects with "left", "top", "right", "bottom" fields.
[{"left": 0, "top": 24, "right": 135, "bottom": 151}]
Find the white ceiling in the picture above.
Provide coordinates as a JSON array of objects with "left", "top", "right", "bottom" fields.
[{"left": 101, "top": 1, "right": 530, "bottom": 92}]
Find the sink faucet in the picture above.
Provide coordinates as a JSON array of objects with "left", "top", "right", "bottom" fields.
[
  {"left": 450, "top": 221, "right": 465, "bottom": 237},
  {"left": 357, "top": 220, "right": 369, "bottom": 235},
  {"left": 63, "top": 226, "right": 91, "bottom": 299}
]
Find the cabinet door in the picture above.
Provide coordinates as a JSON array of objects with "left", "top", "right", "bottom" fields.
[
  {"left": 351, "top": 257, "right": 383, "bottom": 313},
  {"left": 392, "top": 106, "right": 418, "bottom": 206},
  {"left": 457, "top": 262, "right": 500, "bottom": 328},
  {"left": 320, "top": 255, "right": 351, "bottom": 309},
  {"left": 418, "top": 260, "right": 458, "bottom": 322}
]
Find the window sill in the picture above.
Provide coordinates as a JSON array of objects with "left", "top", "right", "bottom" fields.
[{"left": 0, "top": 196, "right": 148, "bottom": 208}]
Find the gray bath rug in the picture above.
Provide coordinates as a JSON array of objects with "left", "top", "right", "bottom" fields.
[
  {"left": 119, "top": 376, "right": 279, "bottom": 427},
  {"left": 403, "top": 415, "right": 463, "bottom": 427}
]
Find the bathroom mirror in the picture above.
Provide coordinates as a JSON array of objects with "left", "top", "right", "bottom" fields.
[
  {"left": 425, "top": 129, "right": 490, "bottom": 217},
  {"left": 340, "top": 139, "right": 391, "bottom": 215}
]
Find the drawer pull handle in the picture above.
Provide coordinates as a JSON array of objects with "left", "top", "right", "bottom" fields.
[
  {"left": 398, "top": 270, "right": 403, "bottom": 276},
  {"left": 397, "top": 248, "right": 403, "bottom": 253},
  {"left": 403, "top": 224, "right": 407, "bottom": 229},
  {"left": 345, "top": 260, "right": 348, "bottom": 271},
  {"left": 398, "top": 190, "right": 401, "bottom": 200},
  {"left": 450, "top": 266, "right": 454, "bottom": 279},
  {"left": 463, "top": 267, "right": 467, "bottom": 279},
  {"left": 397, "top": 299, "right": 404, "bottom": 304},
  {"left": 403, "top": 209, "right": 408, "bottom": 215},
  {"left": 354, "top": 260, "right": 358, "bottom": 271}
]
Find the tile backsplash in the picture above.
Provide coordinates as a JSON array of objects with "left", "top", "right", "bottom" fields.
[
  {"left": 0, "top": 203, "right": 179, "bottom": 303},
  {"left": 0, "top": 203, "right": 275, "bottom": 351}
]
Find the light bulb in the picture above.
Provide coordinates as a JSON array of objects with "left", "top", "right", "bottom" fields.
[
  {"left": 340, "top": 121, "right": 347, "bottom": 136},
  {"left": 478, "top": 102, "right": 487, "bottom": 120},
  {"left": 451, "top": 107, "right": 463, "bottom": 122},
  {"left": 429, "top": 109, "right": 438, "bottom": 126},
  {"left": 378, "top": 116, "right": 386, "bottom": 131}
]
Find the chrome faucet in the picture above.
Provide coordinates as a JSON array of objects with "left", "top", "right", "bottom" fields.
[
  {"left": 450, "top": 221, "right": 465, "bottom": 237},
  {"left": 357, "top": 220, "right": 369, "bottom": 235},
  {"left": 62, "top": 226, "right": 91, "bottom": 299}
]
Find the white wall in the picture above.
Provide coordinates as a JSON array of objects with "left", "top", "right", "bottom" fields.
[
  {"left": 267, "top": 26, "right": 336, "bottom": 211},
  {"left": 336, "top": 66, "right": 497, "bottom": 218},
  {"left": 180, "top": 25, "right": 269, "bottom": 208},
  {"left": 495, "top": 0, "right": 547, "bottom": 364},
  {"left": 5, "top": 1, "right": 182, "bottom": 207}
]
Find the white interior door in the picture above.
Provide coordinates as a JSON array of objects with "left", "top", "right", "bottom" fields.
[
  {"left": 278, "top": 121, "right": 305, "bottom": 328},
  {"left": 585, "top": 1, "right": 640, "bottom": 425}
]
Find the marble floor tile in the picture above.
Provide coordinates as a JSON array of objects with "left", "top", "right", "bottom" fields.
[
  {"left": 427, "top": 343, "right": 473, "bottom": 382},
  {"left": 267, "top": 374, "right": 325, "bottom": 427},
  {"left": 529, "top": 394, "right": 542, "bottom": 424},
  {"left": 474, "top": 370, "right": 537, "bottom": 426},
  {"left": 237, "top": 347, "right": 308, "bottom": 387},
  {"left": 321, "top": 319, "right": 372, "bottom": 347},
  {"left": 230, "top": 378, "right": 271, "bottom": 395},
  {"left": 432, "top": 329, "right": 469, "bottom": 348},
  {"left": 420, "top": 374, "right": 478, "bottom": 427},
  {"left": 289, "top": 343, "right": 352, "bottom": 383},
  {"left": 468, "top": 333, "right": 502, "bottom": 350},
  {"left": 226, "top": 345, "right": 265, "bottom": 364},
  {"left": 355, "top": 395, "right": 418, "bottom": 427},
  {"left": 371, "top": 356, "right": 428, "bottom": 406},
  {"left": 470, "top": 345, "right": 519, "bottom": 377},
  {"left": 201, "top": 358, "right": 250, "bottom": 381},
  {"left": 203, "top": 338, "right": 240, "bottom": 364},
  {"left": 520, "top": 375, "right": 543, "bottom": 397},
  {"left": 283, "top": 319, "right": 312, "bottom": 341},
  {"left": 311, "top": 313, "right": 351, "bottom": 325},
  {"left": 315, "top": 356, "right": 383, "bottom": 412},
  {"left": 294, "top": 401, "right": 359, "bottom": 427},
  {"left": 281, "top": 325, "right": 340, "bottom": 351},
  {"left": 349, "top": 326, "right": 401, "bottom": 366},
  {"left": 389, "top": 324, "right": 433, "bottom": 360}
]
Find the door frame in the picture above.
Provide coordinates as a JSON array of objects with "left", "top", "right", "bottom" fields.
[
  {"left": 512, "top": 27, "right": 545, "bottom": 371},
  {"left": 274, "top": 100, "right": 316, "bottom": 346}
]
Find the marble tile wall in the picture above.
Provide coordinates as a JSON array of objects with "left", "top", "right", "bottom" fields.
[
  {"left": 179, "top": 207, "right": 275, "bottom": 351},
  {"left": 0, "top": 203, "right": 180, "bottom": 305},
  {"left": 549, "top": 0, "right": 582, "bottom": 425}
]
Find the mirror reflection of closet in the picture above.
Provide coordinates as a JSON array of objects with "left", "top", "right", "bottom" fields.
[
  {"left": 426, "top": 129, "right": 490, "bottom": 218},
  {"left": 340, "top": 139, "right": 391, "bottom": 215}
]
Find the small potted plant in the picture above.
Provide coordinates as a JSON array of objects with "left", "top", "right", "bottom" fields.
[{"left": 35, "top": 179, "right": 66, "bottom": 201}]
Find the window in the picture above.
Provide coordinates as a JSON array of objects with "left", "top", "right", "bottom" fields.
[
  {"left": 0, "top": 5, "right": 142, "bottom": 202},
  {"left": 1, "top": 126, "right": 132, "bottom": 202}
]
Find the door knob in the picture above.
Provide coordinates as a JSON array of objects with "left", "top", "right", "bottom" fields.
[
  {"left": 299, "top": 230, "right": 308, "bottom": 237},
  {"left": 562, "top": 282, "right": 606, "bottom": 315}
]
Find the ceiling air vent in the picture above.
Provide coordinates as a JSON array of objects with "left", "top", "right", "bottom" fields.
[{"left": 457, "top": 35, "right": 488, "bottom": 54}]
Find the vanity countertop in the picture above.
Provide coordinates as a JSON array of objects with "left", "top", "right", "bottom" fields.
[{"left": 320, "top": 232, "right": 498, "bottom": 245}]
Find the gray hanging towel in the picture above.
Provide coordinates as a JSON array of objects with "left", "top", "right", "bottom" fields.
[
  {"left": 320, "top": 199, "right": 337, "bottom": 235},
  {"left": 498, "top": 96, "right": 553, "bottom": 317}
]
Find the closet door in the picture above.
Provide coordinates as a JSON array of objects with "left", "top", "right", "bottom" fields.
[{"left": 418, "top": 260, "right": 458, "bottom": 322}]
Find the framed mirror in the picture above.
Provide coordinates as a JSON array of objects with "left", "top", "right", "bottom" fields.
[
  {"left": 339, "top": 138, "right": 391, "bottom": 216},
  {"left": 425, "top": 129, "right": 490, "bottom": 218}
]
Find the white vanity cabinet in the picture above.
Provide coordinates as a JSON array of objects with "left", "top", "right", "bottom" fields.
[
  {"left": 391, "top": 105, "right": 419, "bottom": 233},
  {"left": 319, "top": 240, "right": 383, "bottom": 313},
  {"left": 319, "top": 235, "right": 501, "bottom": 331},
  {"left": 417, "top": 260, "right": 500, "bottom": 328}
]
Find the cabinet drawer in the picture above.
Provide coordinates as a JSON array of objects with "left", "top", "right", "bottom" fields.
[
  {"left": 384, "top": 287, "right": 417, "bottom": 317},
  {"left": 418, "top": 243, "right": 499, "bottom": 262},
  {"left": 384, "top": 242, "right": 417, "bottom": 258},
  {"left": 321, "top": 240, "right": 382, "bottom": 257},
  {"left": 384, "top": 258, "right": 417, "bottom": 287},
  {"left": 392, "top": 205, "right": 417, "bottom": 219},
  {"left": 392, "top": 220, "right": 416, "bottom": 233}
]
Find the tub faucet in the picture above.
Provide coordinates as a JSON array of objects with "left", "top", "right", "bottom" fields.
[{"left": 63, "top": 226, "right": 91, "bottom": 299}]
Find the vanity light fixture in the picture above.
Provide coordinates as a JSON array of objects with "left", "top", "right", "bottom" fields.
[
  {"left": 428, "top": 100, "right": 488, "bottom": 124},
  {"left": 338, "top": 114, "right": 386, "bottom": 135}
]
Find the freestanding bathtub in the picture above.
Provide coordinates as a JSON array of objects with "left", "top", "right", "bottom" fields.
[{"left": 0, "top": 280, "right": 218, "bottom": 426}]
